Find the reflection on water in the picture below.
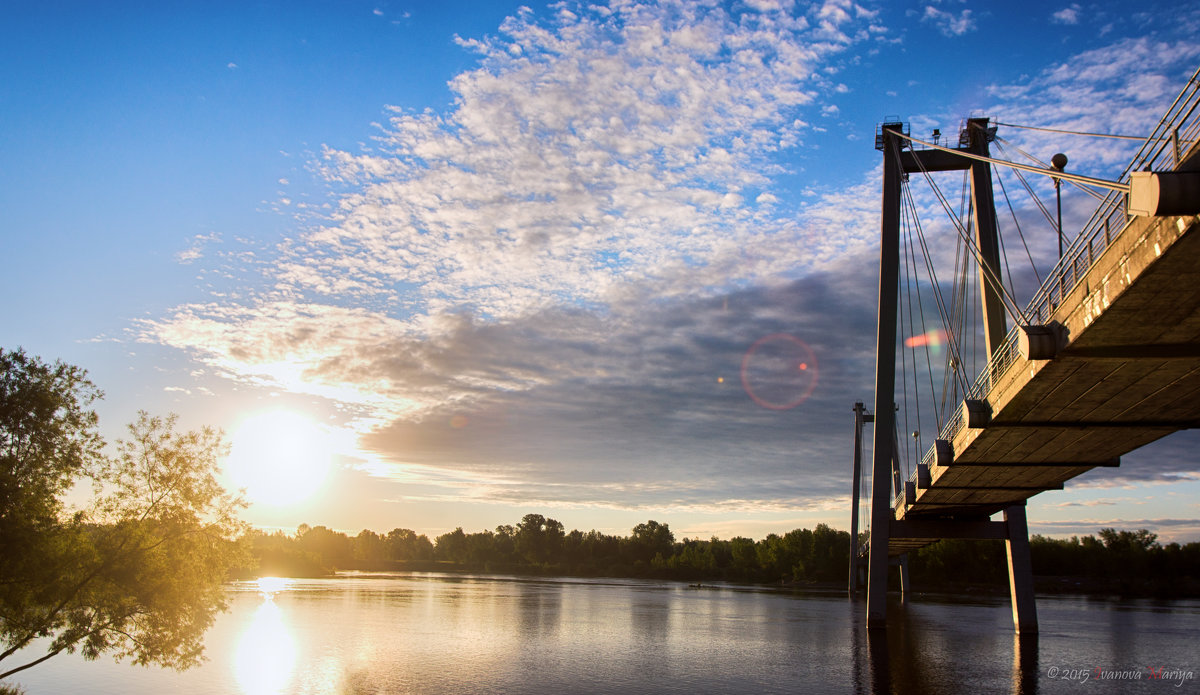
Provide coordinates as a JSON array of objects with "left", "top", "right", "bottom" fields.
[
  {"left": 253, "top": 576, "right": 294, "bottom": 596},
  {"left": 1012, "top": 632, "right": 1039, "bottom": 695},
  {"left": 7, "top": 575, "right": 1199, "bottom": 694},
  {"left": 233, "top": 578, "right": 297, "bottom": 695}
]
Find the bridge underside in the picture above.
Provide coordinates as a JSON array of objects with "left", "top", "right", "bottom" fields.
[{"left": 894, "top": 211, "right": 1200, "bottom": 531}]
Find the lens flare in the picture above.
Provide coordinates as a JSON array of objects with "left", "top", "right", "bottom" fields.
[
  {"left": 905, "top": 329, "right": 946, "bottom": 349},
  {"left": 740, "top": 334, "right": 819, "bottom": 410}
]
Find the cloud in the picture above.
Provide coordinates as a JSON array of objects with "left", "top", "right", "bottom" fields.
[
  {"left": 176, "top": 233, "right": 220, "bottom": 265},
  {"left": 1030, "top": 518, "right": 1200, "bottom": 543},
  {"left": 227, "top": 62, "right": 238, "bottom": 69},
  {"left": 280, "top": 1, "right": 884, "bottom": 322},
  {"left": 980, "top": 35, "right": 1200, "bottom": 203},
  {"left": 1051, "top": 4, "right": 1081, "bottom": 25},
  {"left": 920, "top": 6, "right": 976, "bottom": 36},
  {"left": 1050, "top": 499, "right": 1118, "bottom": 508},
  {"left": 148, "top": 247, "right": 882, "bottom": 511},
  {"left": 143, "top": 0, "right": 1200, "bottom": 519}
]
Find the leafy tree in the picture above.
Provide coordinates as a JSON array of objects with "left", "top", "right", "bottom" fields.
[
  {"left": 629, "top": 520, "right": 675, "bottom": 564},
  {"left": 435, "top": 528, "right": 470, "bottom": 563},
  {"left": 385, "top": 528, "right": 434, "bottom": 563},
  {"left": 515, "top": 514, "right": 564, "bottom": 565},
  {"left": 0, "top": 349, "right": 246, "bottom": 680},
  {"left": 243, "top": 529, "right": 327, "bottom": 577},
  {"left": 1098, "top": 528, "right": 1158, "bottom": 552},
  {"left": 296, "top": 525, "right": 353, "bottom": 569},
  {"left": 353, "top": 530, "right": 388, "bottom": 566}
]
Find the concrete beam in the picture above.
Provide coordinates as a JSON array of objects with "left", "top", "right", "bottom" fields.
[
  {"left": 899, "top": 148, "right": 972, "bottom": 173},
  {"left": 890, "top": 519, "right": 1008, "bottom": 540},
  {"left": 942, "top": 458, "right": 1119, "bottom": 467}
]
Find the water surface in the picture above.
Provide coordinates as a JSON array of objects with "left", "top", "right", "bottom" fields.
[{"left": 6, "top": 573, "right": 1199, "bottom": 693}]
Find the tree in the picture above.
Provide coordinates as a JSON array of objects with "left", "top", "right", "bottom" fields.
[
  {"left": 0, "top": 349, "right": 246, "bottom": 680},
  {"left": 515, "top": 514, "right": 564, "bottom": 565},
  {"left": 353, "top": 530, "right": 388, "bottom": 566},
  {"left": 386, "top": 528, "right": 434, "bottom": 563},
  {"left": 296, "top": 525, "right": 353, "bottom": 568},
  {"left": 629, "top": 520, "right": 675, "bottom": 564}
]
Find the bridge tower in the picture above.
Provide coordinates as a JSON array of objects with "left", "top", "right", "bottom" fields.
[{"left": 862, "top": 118, "right": 1038, "bottom": 632}]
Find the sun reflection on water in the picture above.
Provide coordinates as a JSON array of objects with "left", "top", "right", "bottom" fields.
[
  {"left": 234, "top": 579, "right": 298, "bottom": 695},
  {"left": 254, "top": 576, "right": 293, "bottom": 596}
]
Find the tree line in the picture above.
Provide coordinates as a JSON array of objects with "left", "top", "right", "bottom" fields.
[
  {"left": 243, "top": 513, "right": 1200, "bottom": 596},
  {"left": 243, "top": 515, "right": 853, "bottom": 583},
  {"left": 907, "top": 529, "right": 1200, "bottom": 597}
]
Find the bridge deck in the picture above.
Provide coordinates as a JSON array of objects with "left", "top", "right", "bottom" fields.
[{"left": 895, "top": 211, "right": 1200, "bottom": 528}]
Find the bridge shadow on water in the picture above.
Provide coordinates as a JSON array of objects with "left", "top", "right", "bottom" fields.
[{"left": 850, "top": 596, "right": 1039, "bottom": 695}]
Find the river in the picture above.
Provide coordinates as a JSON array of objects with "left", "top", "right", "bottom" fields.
[{"left": 6, "top": 573, "right": 1199, "bottom": 693}]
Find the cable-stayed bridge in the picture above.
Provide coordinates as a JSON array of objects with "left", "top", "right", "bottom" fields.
[{"left": 850, "top": 65, "right": 1200, "bottom": 632}]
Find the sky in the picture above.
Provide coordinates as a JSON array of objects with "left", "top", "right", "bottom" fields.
[{"left": 3, "top": 0, "right": 1200, "bottom": 543}]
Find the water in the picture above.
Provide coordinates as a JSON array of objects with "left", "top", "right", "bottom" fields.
[{"left": 5, "top": 573, "right": 1199, "bottom": 694}]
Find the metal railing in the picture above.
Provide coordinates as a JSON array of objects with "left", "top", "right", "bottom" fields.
[{"left": 896, "top": 66, "right": 1200, "bottom": 508}]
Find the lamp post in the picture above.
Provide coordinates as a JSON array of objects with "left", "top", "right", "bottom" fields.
[{"left": 1050, "top": 153, "right": 1068, "bottom": 259}]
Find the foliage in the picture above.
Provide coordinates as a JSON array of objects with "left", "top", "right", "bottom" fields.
[
  {"left": 266, "top": 517, "right": 856, "bottom": 584},
  {"left": 0, "top": 349, "right": 103, "bottom": 557},
  {"left": 0, "top": 349, "right": 247, "bottom": 681},
  {"left": 261, "top": 515, "right": 1200, "bottom": 598}
]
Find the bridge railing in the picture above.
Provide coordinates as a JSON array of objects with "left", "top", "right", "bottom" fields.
[{"left": 899, "top": 67, "right": 1200, "bottom": 507}]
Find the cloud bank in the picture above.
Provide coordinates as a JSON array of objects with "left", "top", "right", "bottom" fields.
[{"left": 144, "top": 0, "right": 1200, "bottom": 518}]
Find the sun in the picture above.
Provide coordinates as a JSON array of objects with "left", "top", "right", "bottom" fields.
[{"left": 226, "top": 410, "right": 332, "bottom": 507}]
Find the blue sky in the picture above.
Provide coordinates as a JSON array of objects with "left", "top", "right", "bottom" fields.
[{"left": 4, "top": 0, "right": 1200, "bottom": 541}]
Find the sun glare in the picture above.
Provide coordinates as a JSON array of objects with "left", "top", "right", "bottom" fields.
[
  {"left": 234, "top": 598, "right": 297, "bottom": 695},
  {"left": 227, "top": 411, "right": 332, "bottom": 508}
]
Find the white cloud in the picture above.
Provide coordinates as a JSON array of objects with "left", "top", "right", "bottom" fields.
[
  {"left": 270, "top": 0, "right": 876, "bottom": 322},
  {"left": 144, "top": 0, "right": 1200, "bottom": 516},
  {"left": 984, "top": 36, "right": 1200, "bottom": 176},
  {"left": 145, "top": 0, "right": 884, "bottom": 509},
  {"left": 176, "top": 233, "right": 220, "bottom": 265},
  {"left": 921, "top": 5, "right": 976, "bottom": 36},
  {"left": 1051, "top": 4, "right": 1081, "bottom": 25}
]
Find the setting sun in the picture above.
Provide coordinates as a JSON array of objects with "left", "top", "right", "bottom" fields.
[{"left": 226, "top": 411, "right": 332, "bottom": 508}]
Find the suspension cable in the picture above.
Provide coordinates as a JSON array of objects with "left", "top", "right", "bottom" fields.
[
  {"left": 941, "top": 180, "right": 968, "bottom": 419},
  {"left": 993, "top": 167, "right": 1043, "bottom": 286},
  {"left": 902, "top": 183, "right": 943, "bottom": 434},
  {"left": 997, "top": 214, "right": 1018, "bottom": 303},
  {"left": 903, "top": 178, "right": 968, "bottom": 410},
  {"left": 992, "top": 121, "right": 1172, "bottom": 141},
  {"left": 988, "top": 119, "right": 1195, "bottom": 144},
  {"left": 900, "top": 139, "right": 1034, "bottom": 326},
  {"left": 885, "top": 128, "right": 1131, "bottom": 193},
  {"left": 982, "top": 137, "right": 1059, "bottom": 229},
  {"left": 898, "top": 195, "right": 914, "bottom": 480},
  {"left": 901, "top": 193, "right": 922, "bottom": 456},
  {"left": 994, "top": 136, "right": 1107, "bottom": 203}
]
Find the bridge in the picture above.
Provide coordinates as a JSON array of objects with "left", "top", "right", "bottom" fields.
[{"left": 849, "top": 65, "right": 1200, "bottom": 632}]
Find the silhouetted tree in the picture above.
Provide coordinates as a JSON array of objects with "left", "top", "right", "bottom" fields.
[
  {"left": 516, "top": 514, "right": 564, "bottom": 565},
  {"left": 0, "top": 349, "right": 247, "bottom": 680}
]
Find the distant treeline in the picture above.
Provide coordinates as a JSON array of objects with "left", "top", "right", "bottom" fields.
[{"left": 239, "top": 515, "right": 1200, "bottom": 597}]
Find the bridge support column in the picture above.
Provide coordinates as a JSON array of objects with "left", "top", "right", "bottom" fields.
[
  {"left": 1004, "top": 505, "right": 1038, "bottom": 634},
  {"left": 867, "top": 123, "right": 905, "bottom": 629},
  {"left": 849, "top": 403, "right": 865, "bottom": 596}
]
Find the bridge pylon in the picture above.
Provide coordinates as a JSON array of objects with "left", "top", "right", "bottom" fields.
[{"left": 860, "top": 118, "right": 1037, "bottom": 633}]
